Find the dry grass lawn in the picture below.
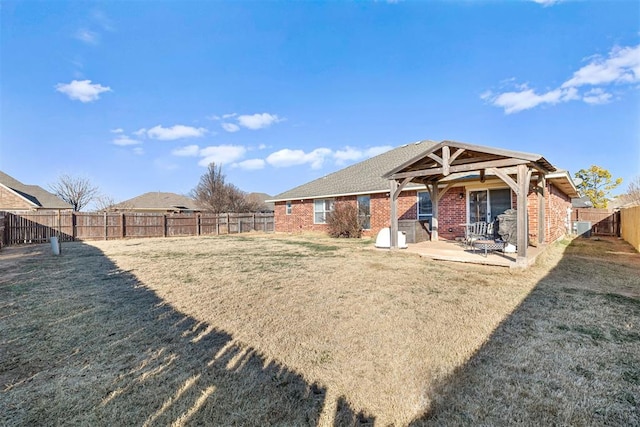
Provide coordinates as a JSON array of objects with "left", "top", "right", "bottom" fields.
[{"left": 1, "top": 233, "right": 638, "bottom": 426}]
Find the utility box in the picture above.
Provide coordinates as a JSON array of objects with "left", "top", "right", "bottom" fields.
[{"left": 574, "top": 221, "right": 592, "bottom": 238}]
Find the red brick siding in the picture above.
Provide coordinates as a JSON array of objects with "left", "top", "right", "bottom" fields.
[
  {"left": 511, "top": 182, "right": 570, "bottom": 245},
  {"left": 0, "top": 186, "right": 33, "bottom": 210},
  {"left": 274, "top": 182, "right": 571, "bottom": 242},
  {"left": 546, "top": 183, "right": 571, "bottom": 243},
  {"left": 437, "top": 186, "right": 466, "bottom": 240}
]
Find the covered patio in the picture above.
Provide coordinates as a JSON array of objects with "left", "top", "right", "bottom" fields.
[
  {"left": 402, "top": 239, "right": 546, "bottom": 268},
  {"left": 383, "top": 140, "right": 560, "bottom": 267}
]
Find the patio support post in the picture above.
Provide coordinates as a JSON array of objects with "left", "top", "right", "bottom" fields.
[
  {"left": 430, "top": 183, "right": 439, "bottom": 241},
  {"left": 516, "top": 164, "right": 529, "bottom": 265},
  {"left": 538, "top": 175, "right": 546, "bottom": 245},
  {"left": 390, "top": 179, "right": 398, "bottom": 249}
]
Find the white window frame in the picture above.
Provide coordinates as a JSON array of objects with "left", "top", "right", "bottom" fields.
[
  {"left": 285, "top": 201, "right": 292, "bottom": 215},
  {"left": 313, "top": 199, "right": 334, "bottom": 224},
  {"left": 466, "top": 187, "right": 512, "bottom": 223}
]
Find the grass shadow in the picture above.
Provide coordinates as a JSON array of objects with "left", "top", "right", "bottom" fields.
[
  {"left": 409, "top": 237, "right": 640, "bottom": 425},
  {"left": 0, "top": 242, "right": 326, "bottom": 425}
]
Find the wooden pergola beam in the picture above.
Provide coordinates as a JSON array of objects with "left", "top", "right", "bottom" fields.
[
  {"left": 390, "top": 158, "right": 530, "bottom": 180},
  {"left": 516, "top": 164, "right": 529, "bottom": 265}
]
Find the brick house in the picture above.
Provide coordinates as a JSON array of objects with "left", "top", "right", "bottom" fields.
[
  {"left": 0, "top": 171, "right": 72, "bottom": 211},
  {"left": 268, "top": 140, "right": 578, "bottom": 260}
]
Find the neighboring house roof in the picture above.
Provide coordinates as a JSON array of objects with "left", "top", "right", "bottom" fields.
[
  {"left": 0, "top": 170, "right": 73, "bottom": 210},
  {"left": 572, "top": 195, "right": 593, "bottom": 208},
  {"left": 112, "top": 192, "right": 199, "bottom": 211},
  {"left": 246, "top": 192, "right": 275, "bottom": 212},
  {"left": 269, "top": 140, "right": 439, "bottom": 201},
  {"left": 270, "top": 140, "right": 579, "bottom": 202}
]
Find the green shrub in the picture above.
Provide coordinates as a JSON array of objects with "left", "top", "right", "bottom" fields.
[{"left": 326, "top": 202, "right": 362, "bottom": 238}]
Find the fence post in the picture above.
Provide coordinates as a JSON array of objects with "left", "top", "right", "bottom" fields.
[
  {"left": 104, "top": 211, "right": 108, "bottom": 240},
  {"left": 71, "top": 212, "right": 77, "bottom": 241},
  {"left": 163, "top": 214, "right": 167, "bottom": 237},
  {"left": 216, "top": 214, "right": 220, "bottom": 235},
  {"left": 121, "top": 213, "right": 126, "bottom": 239},
  {"left": 196, "top": 213, "right": 201, "bottom": 236},
  {"left": 227, "top": 213, "right": 230, "bottom": 234}
]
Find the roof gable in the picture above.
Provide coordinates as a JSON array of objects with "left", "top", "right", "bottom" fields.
[
  {"left": 383, "top": 140, "right": 555, "bottom": 181},
  {"left": 0, "top": 171, "right": 73, "bottom": 209},
  {"left": 271, "top": 139, "right": 578, "bottom": 201}
]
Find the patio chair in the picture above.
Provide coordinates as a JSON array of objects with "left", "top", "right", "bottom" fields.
[{"left": 465, "top": 221, "right": 488, "bottom": 249}]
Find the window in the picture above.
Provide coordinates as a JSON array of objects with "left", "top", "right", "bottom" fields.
[
  {"left": 314, "top": 199, "right": 333, "bottom": 224},
  {"left": 417, "top": 191, "right": 433, "bottom": 220},
  {"left": 468, "top": 188, "right": 512, "bottom": 223},
  {"left": 357, "top": 195, "right": 371, "bottom": 230},
  {"left": 285, "top": 201, "right": 292, "bottom": 215}
]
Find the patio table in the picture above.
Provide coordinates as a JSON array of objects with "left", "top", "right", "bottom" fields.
[{"left": 473, "top": 239, "right": 505, "bottom": 257}]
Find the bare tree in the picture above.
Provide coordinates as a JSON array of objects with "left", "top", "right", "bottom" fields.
[
  {"left": 620, "top": 176, "right": 640, "bottom": 206},
  {"left": 192, "top": 163, "right": 266, "bottom": 213},
  {"left": 93, "top": 194, "right": 117, "bottom": 212},
  {"left": 191, "top": 163, "right": 232, "bottom": 213},
  {"left": 49, "top": 174, "right": 100, "bottom": 212}
]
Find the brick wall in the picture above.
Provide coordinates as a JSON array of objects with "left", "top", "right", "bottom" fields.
[
  {"left": 0, "top": 186, "right": 32, "bottom": 210},
  {"left": 514, "top": 182, "right": 570, "bottom": 245},
  {"left": 274, "top": 191, "right": 418, "bottom": 236},
  {"left": 545, "top": 183, "right": 571, "bottom": 243},
  {"left": 274, "top": 182, "right": 571, "bottom": 243},
  {"left": 437, "top": 186, "right": 466, "bottom": 240}
]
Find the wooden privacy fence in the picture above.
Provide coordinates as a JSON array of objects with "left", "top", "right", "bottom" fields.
[
  {"left": 572, "top": 208, "right": 620, "bottom": 237},
  {"left": 2, "top": 211, "right": 274, "bottom": 245},
  {"left": 620, "top": 205, "right": 640, "bottom": 252}
]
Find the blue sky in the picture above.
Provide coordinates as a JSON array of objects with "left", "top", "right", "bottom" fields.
[{"left": 1, "top": 0, "right": 639, "bottom": 206}]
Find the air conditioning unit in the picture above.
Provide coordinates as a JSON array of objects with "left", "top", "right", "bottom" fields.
[{"left": 573, "top": 221, "right": 592, "bottom": 238}]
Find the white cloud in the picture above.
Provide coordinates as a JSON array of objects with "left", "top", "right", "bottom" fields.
[
  {"left": 113, "top": 135, "right": 142, "bottom": 146},
  {"left": 334, "top": 145, "right": 394, "bottom": 165},
  {"left": 562, "top": 45, "right": 640, "bottom": 88},
  {"left": 132, "top": 147, "right": 144, "bottom": 155},
  {"left": 483, "top": 43, "right": 640, "bottom": 113},
  {"left": 583, "top": 88, "right": 613, "bottom": 105},
  {"left": 233, "top": 159, "right": 266, "bottom": 170},
  {"left": 221, "top": 122, "right": 240, "bottom": 133},
  {"left": 266, "top": 148, "right": 332, "bottom": 169},
  {"left": 110, "top": 128, "right": 123, "bottom": 134},
  {"left": 532, "top": 0, "right": 562, "bottom": 6},
  {"left": 198, "top": 145, "right": 247, "bottom": 167},
  {"left": 133, "top": 128, "right": 147, "bottom": 137},
  {"left": 146, "top": 125, "right": 207, "bottom": 140},
  {"left": 237, "top": 113, "right": 283, "bottom": 130},
  {"left": 171, "top": 145, "right": 200, "bottom": 157},
  {"left": 487, "top": 86, "right": 578, "bottom": 114},
  {"left": 75, "top": 28, "right": 99, "bottom": 45},
  {"left": 334, "top": 147, "right": 364, "bottom": 164},
  {"left": 222, "top": 113, "right": 237, "bottom": 119},
  {"left": 55, "top": 79, "right": 112, "bottom": 102},
  {"left": 92, "top": 10, "right": 115, "bottom": 32},
  {"left": 258, "top": 143, "right": 267, "bottom": 150}
]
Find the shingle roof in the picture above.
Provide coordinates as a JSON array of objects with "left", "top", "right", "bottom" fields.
[
  {"left": 269, "top": 140, "right": 438, "bottom": 201},
  {"left": 113, "top": 192, "right": 199, "bottom": 210},
  {"left": 0, "top": 171, "right": 73, "bottom": 209}
]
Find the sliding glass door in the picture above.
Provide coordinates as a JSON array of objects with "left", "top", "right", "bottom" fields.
[{"left": 468, "top": 188, "right": 511, "bottom": 223}]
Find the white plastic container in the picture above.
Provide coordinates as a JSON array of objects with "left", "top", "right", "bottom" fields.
[
  {"left": 50, "top": 236, "right": 60, "bottom": 255},
  {"left": 375, "top": 227, "right": 408, "bottom": 249}
]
